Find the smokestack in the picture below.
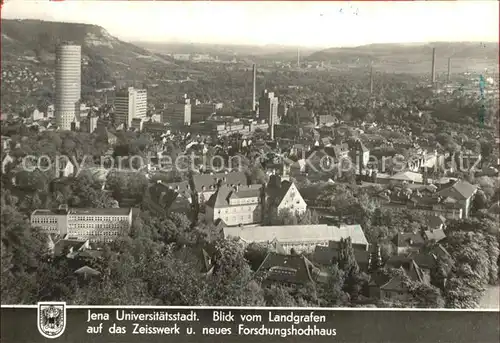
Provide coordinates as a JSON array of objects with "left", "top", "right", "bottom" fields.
[
  {"left": 370, "top": 64, "right": 374, "bottom": 95},
  {"left": 297, "top": 47, "right": 300, "bottom": 68},
  {"left": 252, "top": 64, "right": 256, "bottom": 112},
  {"left": 431, "top": 48, "right": 436, "bottom": 84},
  {"left": 447, "top": 57, "right": 451, "bottom": 83},
  {"left": 270, "top": 116, "right": 274, "bottom": 140}
]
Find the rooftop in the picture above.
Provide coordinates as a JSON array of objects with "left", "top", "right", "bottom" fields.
[
  {"left": 32, "top": 207, "right": 132, "bottom": 216},
  {"left": 224, "top": 224, "right": 368, "bottom": 246}
]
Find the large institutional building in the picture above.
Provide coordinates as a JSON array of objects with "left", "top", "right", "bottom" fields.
[
  {"left": 55, "top": 43, "right": 81, "bottom": 130},
  {"left": 259, "top": 89, "right": 279, "bottom": 140},
  {"left": 30, "top": 205, "right": 133, "bottom": 242},
  {"left": 162, "top": 95, "right": 192, "bottom": 126},
  {"left": 114, "top": 87, "right": 148, "bottom": 128}
]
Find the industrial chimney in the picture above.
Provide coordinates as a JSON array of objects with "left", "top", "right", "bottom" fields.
[
  {"left": 370, "top": 64, "right": 374, "bottom": 95},
  {"left": 447, "top": 57, "right": 451, "bottom": 83},
  {"left": 252, "top": 64, "right": 257, "bottom": 112},
  {"left": 431, "top": 48, "right": 436, "bottom": 84},
  {"left": 297, "top": 47, "right": 300, "bottom": 68}
]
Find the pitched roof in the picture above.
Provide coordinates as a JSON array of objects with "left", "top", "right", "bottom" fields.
[
  {"left": 368, "top": 270, "right": 392, "bottom": 287},
  {"left": 192, "top": 171, "right": 247, "bottom": 192},
  {"left": 54, "top": 239, "right": 87, "bottom": 256},
  {"left": 407, "top": 252, "right": 437, "bottom": 270},
  {"left": 391, "top": 171, "right": 424, "bottom": 183},
  {"left": 74, "top": 266, "right": 101, "bottom": 276},
  {"left": 206, "top": 184, "right": 262, "bottom": 208},
  {"left": 423, "top": 228, "right": 446, "bottom": 242},
  {"left": 430, "top": 243, "right": 451, "bottom": 259},
  {"left": 265, "top": 179, "right": 293, "bottom": 205},
  {"left": 224, "top": 224, "right": 369, "bottom": 246},
  {"left": 175, "top": 244, "right": 216, "bottom": 274},
  {"left": 393, "top": 232, "right": 425, "bottom": 248},
  {"left": 425, "top": 215, "right": 446, "bottom": 230},
  {"left": 380, "top": 274, "right": 409, "bottom": 292},
  {"left": 313, "top": 245, "right": 370, "bottom": 266},
  {"left": 256, "top": 252, "right": 325, "bottom": 285},
  {"left": 385, "top": 257, "right": 426, "bottom": 283},
  {"left": 437, "top": 180, "right": 477, "bottom": 200}
]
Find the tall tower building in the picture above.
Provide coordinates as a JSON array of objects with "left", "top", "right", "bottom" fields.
[
  {"left": 431, "top": 48, "right": 436, "bottom": 84},
  {"left": 114, "top": 87, "right": 147, "bottom": 128},
  {"left": 259, "top": 89, "right": 279, "bottom": 140},
  {"left": 252, "top": 64, "right": 257, "bottom": 112},
  {"left": 55, "top": 43, "right": 81, "bottom": 130}
]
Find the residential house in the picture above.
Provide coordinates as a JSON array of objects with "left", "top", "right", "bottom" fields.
[
  {"left": 174, "top": 244, "right": 216, "bottom": 276},
  {"left": 369, "top": 260, "right": 428, "bottom": 302},
  {"left": 224, "top": 224, "right": 369, "bottom": 254},
  {"left": 422, "top": 227, "right": 446, "bottom": 243},
  {"left": 436, "top": 180, "right": 478, "bottom": 218},
  {"left": 425, "top": 215, "right": 447, "bottom": 231},
  {"left": 350, "top": 139, "right": 370, "bottom": 170},
  {"left": 146, "top": 181, "right": 192, "bottom": 214},
  {"left": 377, "top": 187, "right": 463, "bottom": 219},
  {"left": 205, "top": 184, "right": 263, "bottom": 226},
  {"left": 385, "top": 256, "right": 431, "bottom": 284},
  {"left": 393, "top": 232, "right": 426, "bottom": 255},
  {"left": 316, "top": 114, "right": 337, "bottom": 127},
  {"left": 256, "top": 252, "right": 328, "bottom": 286}
]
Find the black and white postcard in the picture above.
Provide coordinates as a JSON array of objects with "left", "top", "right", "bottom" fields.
[{"left": 1, "top": 1, "right": 499, "bottom": 342}]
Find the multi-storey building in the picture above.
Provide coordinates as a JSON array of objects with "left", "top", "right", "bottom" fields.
[
  {"left": 259, "top": 89, "right": 279, "bottom": 140},
  {"left": 162, "top": 96, "right": 191, "bottom": 126},
  {"left": 264, "top": 176, "right": 307, "bottom": 217},
  {"left": 205, "top": 184, "right": 263, "bottom": 226},
  {"left": 55, "top": 43, "right": 81, "bottom": 130},
  {"left": 114, "top": 87, "right": 147, "bottom": 128},
  {"left": 192, "top": 171, "right": 248, "bottom": 204},
  {"left": 30, "top": 205, "right": 133, "bottom": 242},
  {"left": 191, "top": 103, "right": 216, "bottom": 123}
]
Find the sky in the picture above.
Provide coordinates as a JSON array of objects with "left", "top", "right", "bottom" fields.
[{"left": 2, "top": 0, "right": 499, "bottom": 48}]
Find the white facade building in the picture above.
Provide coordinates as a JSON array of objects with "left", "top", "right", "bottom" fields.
[
  {"left": 114, "top": 87, "right": 147, "bottom": 128},
  {"left": 31, "top": 206, "right": 133, "bottom": 242}
]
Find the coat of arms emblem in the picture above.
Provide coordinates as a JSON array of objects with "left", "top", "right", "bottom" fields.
[{"left": 37, "top": 302, "right": 66, "bottom": 339}]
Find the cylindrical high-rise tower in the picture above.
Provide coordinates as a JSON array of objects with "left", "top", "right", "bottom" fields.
[{"left": 55, "top": 43, "right": 81, "bottom": 130}]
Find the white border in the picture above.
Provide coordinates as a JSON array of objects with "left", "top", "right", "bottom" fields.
[
  {"left": 37, "top": 302, "right": 67, "bottom": 339},
  {"left": 3, "top": 305, "right": 498, "bottom": 312}
]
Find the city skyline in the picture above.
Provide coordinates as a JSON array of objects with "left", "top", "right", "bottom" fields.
[{"left": 2, "top": 1, "right": 498, "bottom": 48}]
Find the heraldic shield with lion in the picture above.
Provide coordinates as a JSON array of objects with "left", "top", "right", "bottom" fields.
[{"left": 37, "top": 302, "right": 66, "bottom": 339}]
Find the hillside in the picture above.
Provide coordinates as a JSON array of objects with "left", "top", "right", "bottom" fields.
[
  {"left": 1, "top": 19, "right": 176, "bottom": 88},
  {"left": 308, "top": 42, "right": 499, "bottom": 74},
  {"left": 133, "top": 41, "right": 317, "bottom": 61}
]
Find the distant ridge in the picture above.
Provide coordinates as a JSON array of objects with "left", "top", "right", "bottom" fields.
[{"left": 306, "top": 41, "right": 498, "bottom": 73}]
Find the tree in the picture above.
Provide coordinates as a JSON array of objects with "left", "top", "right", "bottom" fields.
[
  {"left": 264, "top": 285, "right": 298, "bottom": 307},
  {"left": 408, "top": 282, "right": 445, "bottom": 308},
  {"left": 319, "top": 264, "right": 348, "bottom": 306}
]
